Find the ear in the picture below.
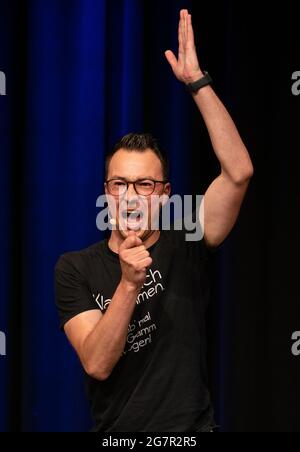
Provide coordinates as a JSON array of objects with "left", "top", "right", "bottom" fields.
[
  {"left": 160, "top": 186, "right": 171, "bottom": 207},
  {"left": 164, "top": 182, "right": 171, "bottom": 197}
]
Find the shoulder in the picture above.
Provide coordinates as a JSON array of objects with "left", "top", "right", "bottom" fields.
[
  {"left": 162, "top": 203, "right": 224, "bottom": 256},
  {"left": 55, "top": 240, "right": 105, "bottom": 275},
  {"left": 162, "top": 225, "right": 221, "bottom": 261}
]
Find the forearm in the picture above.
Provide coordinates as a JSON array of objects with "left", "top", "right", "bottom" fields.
[
  {"left": 192, "top": 83, "right": 253, "bottom": 184},
  {"left": 82, "top": 279, "right": 139, "bottom": 380}
]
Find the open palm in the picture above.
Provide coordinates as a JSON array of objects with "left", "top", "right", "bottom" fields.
[{"left": 165, "top": 9, "right": 202, "bottom": 84}]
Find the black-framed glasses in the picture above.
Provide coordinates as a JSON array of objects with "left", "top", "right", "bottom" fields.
[{"left": 105, "top": 178, "right": 168, "bottom": 197}]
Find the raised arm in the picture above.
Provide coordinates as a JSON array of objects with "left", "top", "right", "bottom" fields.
[{"left": 165, "top": 10, "right": 253, "bottom": 248}]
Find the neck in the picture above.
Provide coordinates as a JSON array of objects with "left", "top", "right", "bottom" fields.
[{"left": 108, "top": 230, "right": 161, "bottom": 254}]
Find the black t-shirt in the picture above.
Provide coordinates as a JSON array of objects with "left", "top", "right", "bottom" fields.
[{"left": 55, "top": 226, "right": 216, "bottom": 432}]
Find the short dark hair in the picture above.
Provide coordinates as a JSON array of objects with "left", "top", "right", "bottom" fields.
[{"left": 105, "top": 133, "right": 169, "bottom": 180}]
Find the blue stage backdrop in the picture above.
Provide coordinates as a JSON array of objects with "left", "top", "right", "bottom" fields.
[
  {"left": 0, "top": 0, "right": 195, "bottom": 432},
  {"left": 1, "top": 0, "right": 300, "bottom": 433}
]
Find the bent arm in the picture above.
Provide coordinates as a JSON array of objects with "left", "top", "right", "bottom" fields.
[
  {"left": 193, "top": 85, "right": 253, "bottom": 247},
  {"left": 192, "top": 85, "right": 253, "bottom": 185},
  {"left": 64, "top": 280, "right": 139, "bottom": 381},
  {"left": 64, "top": 232, "right": 151, "bottom": 381},
  {"left": 166, "top": 10, "right": 253, "bottom": 248}
]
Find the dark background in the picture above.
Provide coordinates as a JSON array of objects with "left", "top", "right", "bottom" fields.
[{"left": 0, "top": 0, "right": 299, "bottom": 432}]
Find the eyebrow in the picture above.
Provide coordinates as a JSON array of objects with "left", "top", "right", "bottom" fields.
[{"left": 108, "top": 175, "right": 158, "bottom": 181}]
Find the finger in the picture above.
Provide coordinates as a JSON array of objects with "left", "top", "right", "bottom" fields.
[
  {"left": 129, "top": 245, "right": 148, "bottom": 256},
  {"left": 123, "top": 250, "right": 150, "bottom": 265},
  {"left": 180, "top": 10, "right": 186, "bottom": 49},
  {"left": 165, "top": 50, "right": 178, "bottom": 71},
  {"left": 128, "top": 254, "right": 151, "bottom": 267},
  {"left": 131, "top": 245, "right": 146, "bottom": 254},
  {"left": 178, "top": 17, "right": 184, "bottom": 56},
  {"left": 136, "top": 257, "right": 153, "bottom": 271},
  {"left": 134, "top": 249, "right": 150, "bottom": 261},
  {"left": 183, "top": 9, "right": 189, "bottom": 44},
  {"left": 187, "top": 14, "right": 195, "bottom": 48}
]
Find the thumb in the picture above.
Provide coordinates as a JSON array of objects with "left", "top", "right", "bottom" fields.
[
  {"left": 127, "top": 230, "right": 142, "bottom": 247},
  {"left": 127, "top": 230, "right": 138, "bottom": 241},
  {"left": 165, "top": 50, "right": 177, "bottom": 71},
  {"left": 119, "top": 230, "right": 142, "bottom": 251}
]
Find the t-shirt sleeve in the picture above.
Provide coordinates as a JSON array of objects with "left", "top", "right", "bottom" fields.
[{"left": 55, "top": 253, "right": 98, "bottom": 330}]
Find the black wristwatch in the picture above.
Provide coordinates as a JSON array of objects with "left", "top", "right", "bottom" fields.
[{"left": 186, "top": 72, "right": 212, "bottom": 94}]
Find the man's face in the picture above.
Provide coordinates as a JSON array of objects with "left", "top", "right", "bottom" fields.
[{"left": 105, "top": 149, "right": 171, "bottom": 241}]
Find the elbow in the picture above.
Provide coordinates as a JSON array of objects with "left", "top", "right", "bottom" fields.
[
  {"left": 227, "top": 163, "right": 254, "bottom": 186},
  {"left": 244, "top": 161, "right": 254, "bottom": 181},
  {"left": 238, "top": 167, "right": 254, "bottom": 185},
  {"left": 91, "top": 370, "right": 111, "bottom": 382},
  {"left": 240, "top": 155, "right": 254, "bottom": 183},
  {"left": 84, "top": 361, "right": 111, "bottom": 382}
]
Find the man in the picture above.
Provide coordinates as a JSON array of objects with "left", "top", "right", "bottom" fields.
[{"left": 55, "top": 10, "right": 253, "bottom": 432}]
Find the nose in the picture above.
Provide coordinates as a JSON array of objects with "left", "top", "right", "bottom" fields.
[{"left": 125, "top": 182, "right": 139, "bottom": 206}]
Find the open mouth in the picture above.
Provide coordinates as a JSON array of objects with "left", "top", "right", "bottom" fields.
[
  {"left": 121, "top": 210, "right": 144, "bottom": 221},
  {"left": 121, "top": 210, "right": 145, "bottom": 230}
]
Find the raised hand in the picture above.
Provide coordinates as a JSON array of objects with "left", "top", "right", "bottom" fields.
[{"left": 165, "top": 9, "right": 203, "bottom": 84}]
